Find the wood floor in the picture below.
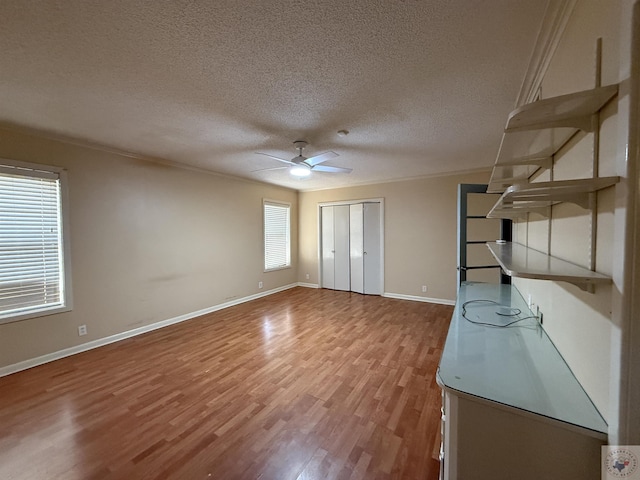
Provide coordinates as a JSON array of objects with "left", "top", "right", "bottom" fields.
[{"left": 0, "top": 287, "right": 452, "bottom": 480}]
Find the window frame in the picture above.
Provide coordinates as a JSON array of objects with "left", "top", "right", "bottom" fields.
[
  {"left": 263, "top": 199, "right": 291, "bottom": 272},
  {"left": 0, "top": 158, "right": 73, "bottom": 324}
]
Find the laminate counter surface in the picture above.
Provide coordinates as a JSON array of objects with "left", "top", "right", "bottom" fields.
[{"left": 437, "top": 282, "right": 607, "bottom": 437}]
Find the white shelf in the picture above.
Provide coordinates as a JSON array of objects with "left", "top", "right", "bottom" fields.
[
  {"left": 487, "top": 176, "right": 619, "bottom": 218},
  {"left": 505, "top": 84, "right": 618, "bottom": 132},
  {"left": 486, "top": 242, "right": 611, "bottom": 291},
  {"left": 489, "top": 157, "right": 553, "bottom": 193},
  {"left": 488, "top": 84, "right": 618, "bottom": 193},
  {"left": 485, "top": 84, "right": 619, "bottom": 290}
]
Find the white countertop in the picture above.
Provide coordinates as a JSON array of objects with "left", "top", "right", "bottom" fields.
[{"left": 437, "top": 282, "right": 607, "bottom": 437}]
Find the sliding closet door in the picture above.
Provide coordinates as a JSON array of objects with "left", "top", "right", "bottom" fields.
[
  {"left": 322, "top": 202, "right": 382, "bottom": 294},
  {"left": 363, "top": 202, "right": 381, "bottom": 294},
  {"left": 321, "top": 206, "right": 335, "bottom": 289},
  {"left": 349, "top": 204, "right": 364, "bottom": 294},
  {"left": 321, "top": 205, "right": 351, "bottom": 291},
  {"left": 333, "top": 205, "right": 351, "bottom": 291}
]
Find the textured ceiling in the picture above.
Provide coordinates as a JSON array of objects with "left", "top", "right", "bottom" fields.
[{"left": 0, "top": 1, "right": 547, "bottom": 191}]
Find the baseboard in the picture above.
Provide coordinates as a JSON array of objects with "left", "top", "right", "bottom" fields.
[
  {"left": 1, "top": 284, "right": 453, "bottom": 377},
  {"left": 383, "top": 292, "right": 455, "bottom": 306},
  {"left": 0, "top": 283, "right": 299, "bottom": 378}
]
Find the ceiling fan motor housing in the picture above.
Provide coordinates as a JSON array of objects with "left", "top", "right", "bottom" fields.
[{"left": 292, "top": 140, "right": 308, "bottom": 163}]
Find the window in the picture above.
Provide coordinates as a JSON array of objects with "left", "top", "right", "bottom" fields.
[
  {"left": 0, "top": 160, "right": 71, "bottom": 323},
  {"left": 263, "top": 200, "right": 291, "bottom": 271}
]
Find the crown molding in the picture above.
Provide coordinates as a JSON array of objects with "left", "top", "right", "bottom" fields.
[
  {"left": 515, "top": 0, "right": 578, "bottom": 107},
  {"left": 0, "top": 122, "right": 298, "bottom": 192},
  {"left": 299, "top": 166, "right": 492, "bottom": 193}
]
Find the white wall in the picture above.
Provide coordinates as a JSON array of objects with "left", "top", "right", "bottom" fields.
[{"left": 511, "top": 0, "right": 635, "bottom": 433}]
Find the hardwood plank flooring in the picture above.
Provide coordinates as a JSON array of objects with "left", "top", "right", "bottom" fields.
[{"left": 0, "top": 287, "right": 452, "bottom": 480}]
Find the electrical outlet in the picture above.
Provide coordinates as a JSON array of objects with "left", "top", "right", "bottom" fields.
[
  {"left": 421, "top": 285, "right": 427, "bottom": 293},
  {"left": 305, "top": 273, "right": 310, "bottom": 280},
  {"left": 258, "top": 281, "right": 263, "bottom": 289},
  {"left": 78, "top": 325, "right": 87, "bottom": 336}
]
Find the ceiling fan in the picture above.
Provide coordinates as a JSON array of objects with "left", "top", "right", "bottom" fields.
[{"left": 254, "top": 141, "right": 352, "bottom": 177}]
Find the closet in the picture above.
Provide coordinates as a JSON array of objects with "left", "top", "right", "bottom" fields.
[{"left": 320, "top": 201, "right": 382, "bottom": 295}]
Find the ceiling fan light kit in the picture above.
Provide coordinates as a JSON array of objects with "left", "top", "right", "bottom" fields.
[
  {"left": 255, "top": 140, "right": 352, "bottom": 178},
  {"left": 290, "top": 163, "right": 311, "bottom": 177}
]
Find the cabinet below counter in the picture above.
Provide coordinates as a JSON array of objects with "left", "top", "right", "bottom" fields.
[{"left": 436, "top": 282, "right": 606, "bottom": 480}]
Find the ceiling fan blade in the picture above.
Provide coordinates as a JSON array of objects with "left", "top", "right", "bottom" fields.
[
  {"left": 312, "top": 165, "right": 352, "bottom": 174},
  {"left": 305, "top": 151, "right": 338, "bottom": 166},
  {"left": 255, "top": 152, "right": 295, "bottom": 165},
  {"left": 251, "top": 166, "right": 289, "bottom": 173}
]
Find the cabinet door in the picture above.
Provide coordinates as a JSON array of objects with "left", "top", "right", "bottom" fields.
[
  {"left": 333, "top": 205, "right": 351, "bottom": 291},
  {"left": 350, "top": 203, "right": 364, "bottom": 294},
  {"left": 363, "top": 202, "right": 381, "bottom": 294},
  {"left": 321, "top": 206, "right": 335, "bottom": 289}
]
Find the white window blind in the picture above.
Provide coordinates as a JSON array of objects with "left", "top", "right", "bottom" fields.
[
  {"left": 264, "top": 201, "right": 290, "bottom": 271},
  {"left": 0, "top": 165, "right": 67, "bottom": 321}
]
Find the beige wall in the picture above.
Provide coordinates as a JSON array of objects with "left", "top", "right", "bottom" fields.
[
  {"left": 512, "top": 0, "right": 632, "bottom": 424},
  {"left": 0, "top": 126, "right": 490, "bottom": 370},
  {"left": 298, "top": 171, "right": 490, "bottom": 303},
  {"left": 0, "top": 128, "right": 298, "bottom": 369}
]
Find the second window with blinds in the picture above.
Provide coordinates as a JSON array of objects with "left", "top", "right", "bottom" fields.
[{"left": 263, "top": 200, "right": 291, "bottom": 272}]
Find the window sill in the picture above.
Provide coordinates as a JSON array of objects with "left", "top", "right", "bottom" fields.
[
  {"left": 0, "top": 304, "right": 72, "bottom": 325},
  {"left": 264, "top": 265, "right": 292, "bottom": 273}
]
